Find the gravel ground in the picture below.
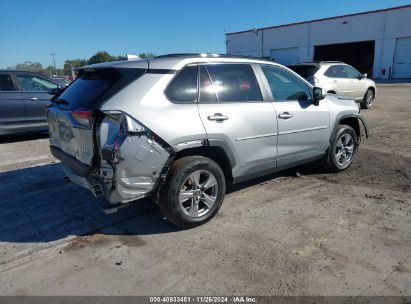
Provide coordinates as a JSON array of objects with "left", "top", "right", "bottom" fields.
[{"left": 0, "top": 85, "right": 410, "bottom": 296}]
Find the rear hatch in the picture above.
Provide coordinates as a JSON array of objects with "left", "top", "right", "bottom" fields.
[
  {"left": 288, "top": 64, "right": 320, "bottom": 84},
  {"left": 47, "top": 67, "right": 146, "bottom": 169}
]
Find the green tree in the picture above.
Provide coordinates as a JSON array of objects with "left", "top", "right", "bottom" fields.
[
  {"left": 43, "top": 65, "right": 55, "bottom": 77},
  {"left": 113, "top": 55, "right": 127, "bottom": 61},
  {"left": 64, "top": 59, "right": 88, "bottom": 75},
  {"left": 8, "top": 61, "right": 43, "bottom": 71},
  {"left": 88, "top": 51, "right": 114, "bottom": 64},
  {"left": 138, "top": 53, "right": 155, "bottom": 59}
]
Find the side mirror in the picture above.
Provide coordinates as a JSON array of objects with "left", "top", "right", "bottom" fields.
[
  {"left": 362, "top": 73, "right": 368, "bottom": 79},
  {"left": 313, "top": 87, "right": 325, "bottom": 106}
]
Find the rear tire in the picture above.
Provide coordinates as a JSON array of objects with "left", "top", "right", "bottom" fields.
[
  {"left": 159, "top": 156, "right": 226, "bottom": 228},
  {"left": 323, "top": 125, "right": 358, "bottom": 172},
  {"left": 360, "top": 89, "right": 374, "bottom": 109}
]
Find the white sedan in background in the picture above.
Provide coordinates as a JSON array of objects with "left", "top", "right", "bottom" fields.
[{"left": 289, "top": 61, "right": 376, "bottom": 109}]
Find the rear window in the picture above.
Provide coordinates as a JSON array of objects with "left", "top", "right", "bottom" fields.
[
  {"left": 165, "top": 65, "right": 198, "bottom": 103},
  {"left": 55, "top": 68, "right": 145, "bottom": 110},
  {"left": 288, "top": 65, "right": 320, "bottom": 79}
]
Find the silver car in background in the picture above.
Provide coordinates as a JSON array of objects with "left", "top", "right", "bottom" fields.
[
  {"left": 288, "top": 61, "right": 376, "bottom": 109},
  {"left": 47, "top": 54, "right": 368, "bottom": 228}
]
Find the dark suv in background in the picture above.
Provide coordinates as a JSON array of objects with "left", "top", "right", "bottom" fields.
[{"left": 0, "top": 70, "right": 64, "bottom": 135}]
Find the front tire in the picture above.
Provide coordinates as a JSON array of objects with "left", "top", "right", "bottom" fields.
[
  {"left": 360, "top": 89, "right": 374, "bottom": 109},
  {"left": 323, "top": 125, "right": 358, "bottom": 172},
  {"left": 159, "top": 156, "right": 226, "bottom": 228}
]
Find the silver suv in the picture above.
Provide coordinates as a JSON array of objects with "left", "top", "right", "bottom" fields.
[
  {"left": 47, "top": 54, "right": 368, "bottom": 228},
  {"left": 288, "top": 61, "right": 376, "bottom": 109}
]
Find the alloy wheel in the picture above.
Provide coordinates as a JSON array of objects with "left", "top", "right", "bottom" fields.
[
  {"left": 366, "top": 91, "right": 374, "bottom": 108},
  {"left": 335, "top": 133, "right": 355, "bottom": 167},
  {"left": 179, "top": 170, "right": 219, "bottom": 217}
]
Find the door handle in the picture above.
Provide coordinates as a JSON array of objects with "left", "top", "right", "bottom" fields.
[
  {"left": 27, "top": 97, "right": 38, "bottom": 101},
  {"left": 208, "top": 113, "right": 228, "bottom": 121},
  {"left": 278, "top": 112, "right": 293, "bottom": 119}
]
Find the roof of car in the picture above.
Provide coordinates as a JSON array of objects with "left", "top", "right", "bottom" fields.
[
  {"left": 81, "top": 53, "right": 279, "bottom": 70},
  {"left": 292, "top": 61, "right": 345, "bottom": 66}
]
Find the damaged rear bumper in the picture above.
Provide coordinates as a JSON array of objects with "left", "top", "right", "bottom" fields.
[
  {"left": 103, "top": 132, "right": 171, "bottom": 203},
  {"left": 51, "top": 124, "right": 171, "bottom": 204},
  {"left": 51, "top": 136, "right": 170, "bottom": 204},
  {"left": 97, "top": 111, "right": 172, "bottom": 204}
]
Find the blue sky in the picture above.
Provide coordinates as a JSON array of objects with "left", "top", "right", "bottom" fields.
[{"left": 1, "top": 0, "right": 410, "bottom": 68}]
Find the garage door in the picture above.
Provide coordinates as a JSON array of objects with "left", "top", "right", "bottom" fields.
[
  {"left": 270, "top": 47, "right": 299, "bottom": 66},
  {"left": 393, "top": 37, "right": 411, "bottom": 79}
]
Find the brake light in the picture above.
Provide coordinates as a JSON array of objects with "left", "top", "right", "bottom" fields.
[
  {"left": 72, "top": 110, "right": 92, "bottom": 126},
  {"left": 72, "top": 110, "right": 92, "bottom": 119}
]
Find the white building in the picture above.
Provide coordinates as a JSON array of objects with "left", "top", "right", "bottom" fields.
[{"left": 226, "top": 4, "right": 411, "bottom": 79}]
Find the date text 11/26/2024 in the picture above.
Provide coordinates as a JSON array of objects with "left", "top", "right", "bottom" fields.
[{"left": 149, "top": 297, "right": 257, "bottom": 303}]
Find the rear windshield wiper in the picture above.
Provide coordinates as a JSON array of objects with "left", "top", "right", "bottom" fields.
[{"left": 52, "top": 98, "right": 69, "bottom": 105}]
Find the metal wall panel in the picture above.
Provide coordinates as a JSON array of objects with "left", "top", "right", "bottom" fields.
[
  {"left": 309, "top": 13, "right": 385, "bottom": 45},
  {"left": 385, "top": 7, "right": 411, "bottom": 38},
  {"left": 393, "top": 36, "right": 411, "bottom": 78},
  {"left": 226, "top": 6, "right": 411, "bottom": 78},
  {"left": 270, "top": 47, "right": 299, "bottom": 65},
  {"left": 226, "top": 31, "right": 262, "bottom": 57}
]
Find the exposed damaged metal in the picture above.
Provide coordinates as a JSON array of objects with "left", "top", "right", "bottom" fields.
[{"left": 95, "top": 112, "right": 172, "bottom": 204}]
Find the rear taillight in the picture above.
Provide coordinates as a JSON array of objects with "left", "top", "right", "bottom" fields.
[
  {"left": 73, "top": 110, "right": 92, "bottom": 119},
  {"left": 72, "top": 110, "right": 92, "bottom": 126}
]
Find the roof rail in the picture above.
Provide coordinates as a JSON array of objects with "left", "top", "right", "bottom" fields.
[
  {"left": 155, "top": 53, "right": 274, "bottom": 62},
  {"left": 319, "top": 60, "right": 344, "bottom": 64},
  {"left": 295, "top": 60, "right": 344, "bottom": 65}
]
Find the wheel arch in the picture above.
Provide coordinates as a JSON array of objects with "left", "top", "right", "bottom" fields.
[
  {"left": 330, "top": 113, "right": 369, "bottom": 144},
  {"left": 367, "top": 86, "right": 376, "bottom": 97},
  {"left": 173, "top": 144, "right": 234, "bottom": 184},
  {"left": 339, "top": 117, "right": 360, "bottom": 138}
]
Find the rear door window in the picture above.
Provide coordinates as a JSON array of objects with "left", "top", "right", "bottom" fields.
[
  {"left": 324, "top": 66, "right": 337, "bottom": 78},
  {"left": 165, "top": 65, "right": 198, "bottom": 103},
  {"left": 342, "top": 65, "right": 361, "bottom": 79},
  {"left": 199, "top": 66, "right": 218, "bottom": 103},
  {"left": 204, "top": 64, "right": 262, "bottom": 102},
  {"left": 16, "top": 74, "right": 58, "bottom": 92},
  {"left": 334, "top": 65, "right": 347, "bottom": 78},
  {"left": 0, "top": 74, "right": 15, "bottom": 91},
  {"left": 324, "top": 65, "right": 346, "bottom": 78}
]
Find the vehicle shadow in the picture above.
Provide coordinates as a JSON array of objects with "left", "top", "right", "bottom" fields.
[
  {"left": 0, "top": 132, "right": 49, "bottom": 144},
  {"left": 228, "top": 161, "right": 323, "bottom": 194},
  {"left": 0, "top": 163, "right": 181, "bottom": 244},
  {"left": 0, "top": 161, "right": 324, "bottom": 244}
]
